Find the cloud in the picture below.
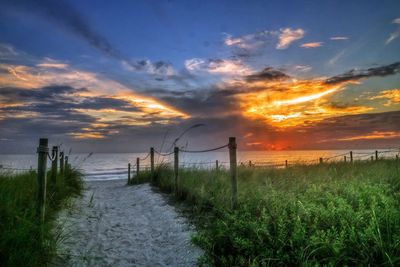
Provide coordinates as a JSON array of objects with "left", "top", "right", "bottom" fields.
[
  {"left": 152, "top": 62, "right": 400, "bottom": 129},
  {"left": 369, "top": 89, "right": 400, "bottom": 106},
  {"left": 325, "top": 62, "right": 400, "bottom": 84},
  {"left": 328, "top": 50, "right": 346, "bottom": 65},
  {"left": 307, "top": 111, "right": 400, "bottom": 147},
  {"left": 276, "top": 28, "right": 305, "bottom": 49},
  {"left": 0, "top": 43, "right": 19, "bottom": 58},
  {"left": 300, "top": 42, "right": 323, "bottom": 48},
  {"left": 244, "top": 67, "right": 290, "bottom": 82},
  {"left": 36, "top": 58, "right": 69, "bottom": 69},
  {"left": 223, "top": 28, "right": 305, "bottom": 55},
  {"left": 185, "top": 58, "right": 206, "bottom": 71},
  {"left": 290, "top": 65, "right": 312, "bottom": 73},
  {"left": 330, "top": 36, "right": 349, "bottom": 41},
  {"left": 386, "top": 32, "right": 400, "bottom": 45},
  {"left": 224, "top": 34, "right": 255, "bottom": 49},
  {"left": 386, "top": 17, "right": 400, "bottom": 45},
  {"left": 221, "top": 31, "right": 273, "bottom": 58},
  {"left": 184, "top": 58, "right": 252, "bottom": 76},
  {"left": 0, "top": 54, "right": 189, "bottom": 142},
  {"left": 333, "top": 131, "right": 400, "bottom": 142},
  {"left": 0, "top": 84, "right": 188, "bottom": 141},
  {"left": 122, "top": 59, "right": 175, "bottom": 77}
]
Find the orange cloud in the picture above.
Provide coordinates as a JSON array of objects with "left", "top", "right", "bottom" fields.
[
  {"left": 0, "top": 62, "right": 189, "bottom": 139},
  {"left": 369, "top": 89, "right": 400, "bottom": 106},
  {"left": 276, "top": 28, "right": 305, "bottom": 49},
  {"left": 229, "top": 77, "right": 372, "bottom": 127},
  {"left": 300, "top": 42, "right": 323, "bottom": 48},
  {"left": 326, "top": 131, "right": 400, "bottom": 142}
]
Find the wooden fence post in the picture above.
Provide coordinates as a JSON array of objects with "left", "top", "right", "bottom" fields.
[
  {"left": 319, "top": 157, "right": 323, "bottom": 164},
  {"left": 285, "top": 160, "right": 288, "bottom": 168},
  {"left": 229, "top": 137, "right": 238, "bottom": 209},
  {"left": 128, "top": 163, "right": 131, "bottom": 184},
  {"left": 375, "top": 150, "right": 378, "bottom": 161},
  {"left": 50, "top": 146, "right": 58, "bottom": 192},
  {"left": 150, "top": 147, "right": 154, "bottom": 180},
  {"left": 136, "top": 157, "right": 140, "bottom": 181},
  {"left": 344, "top": 156, "right": 347, "bottom": 162},
  {"left": 216, "top": 160, "right": 219, "bottom": 171},
  {"left": 248, "top": 160, "right": 252, "bottom": 167},
  {"left": 350, "top": 151, "right": 353, "bottom": 163},
  {"left": 65, "top": 156, "right": 69, "bottom": 173},
  {"left": 59, "top": 151, "right": 64, "bottom": 176},
  {"left": 174, "top": 147, "right": 179, "bottom": 194},
  {"left": 36, "top": 138, "right": 48, "bottom": 223}
]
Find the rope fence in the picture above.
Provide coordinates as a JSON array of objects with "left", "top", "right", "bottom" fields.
[
  {"left": 126, "top": 139, "right": 400, "bottom": 209},
  {"left": 0, "top": 139, "right": 75, "bottom": 223}
]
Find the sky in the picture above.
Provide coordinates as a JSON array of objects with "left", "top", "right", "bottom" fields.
[{"left": 0, "top": 0, "right": 399, "bottom": 153}]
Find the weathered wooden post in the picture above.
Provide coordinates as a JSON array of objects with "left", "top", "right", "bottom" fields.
[
  {"left": 59, "top": 151, "right": 65, "bottom": 176},
  {"left": 319, "top": 157, "right": 323, "bottom": 164},
  {"left": 50, "top": 146, "right": 58, "bottom": 192},
  {"left": 285, "top": 160, "right": 288, "bottom": 168},
  {"left": 150, "top": 147, "right": 154, "bottom": 179},
  {"left": 229, "top": 137, "right": 238, "bottom": 209},
  {"left": 344, "top": 156, "right": 347, "bottom": 162},
  {"left": 350, "top": 151, "right": 353, "bottom": 163},
  {"left": 248, "top": 160, "right": 252, "bottom": 167},
  {"left": 36, "top": 138, "right": 48, "bottom": 222},
  {"left": 65, "top": 156, "right": 69, "bottom": 173},
  {"left": 174, "top": 147, "right": 179, "bottom": 194},
  {"left": 136, "top": 157, "right": 140, "bottom": 180},
  {"left": 216, "top": 160, "right": 219, "bottom": 171},
  {"left": 375, "top": 150, "right": 378, "bottom": 161},
  {"left": 128, "top": 163, "right": 131, "bottom": 184}
]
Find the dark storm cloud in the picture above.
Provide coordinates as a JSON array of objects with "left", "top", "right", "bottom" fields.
[
  {"left": 245, "top": 67, "right": 290, "bottom": 82},
  {"left": 0, "top": 85, "right": 87, "bottom": 101},
  {"left": 325, "top": 62, "right": 400, "bottom": 84},
  {"left": 290, "top": 111, "right": 400, "bottom": 149},
  {"left": 153, "top": 86, "right": 239, "bottom": 117},
  {"left": 308, "top": 111, "right": 400, "bottom": 133},
  {"left": 0, "top": 85, "right": 143, "bottom": 113}
]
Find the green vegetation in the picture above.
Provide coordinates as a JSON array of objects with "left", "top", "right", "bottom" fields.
[
  {"left": 130, "top": 160, "right": 400, "bottom": 266},
  {"left": 0, "top": 168, "right": 83, "bottom": 267}
]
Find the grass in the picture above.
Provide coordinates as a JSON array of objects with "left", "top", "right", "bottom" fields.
[
  {"left": 0, "top": 167, "right": 83, "bottom": 267},
  {"left": 130, "top": 159, "right": 400, "bottom": 266}
]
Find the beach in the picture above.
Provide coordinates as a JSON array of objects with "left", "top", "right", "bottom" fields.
[{"left": 55, "top": 180, "right": 202, "bottom": 266}]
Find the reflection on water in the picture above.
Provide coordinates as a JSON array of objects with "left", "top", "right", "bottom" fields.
[{"left": 0, "top": 149, "right": 398, "bottom": 181}]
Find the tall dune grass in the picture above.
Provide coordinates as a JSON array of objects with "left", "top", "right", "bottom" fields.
[
  {"left": 130, "top": 160, "right": 400, "bottom": 266},
  {"left": 0, "top": 168, "right": 83, "bottom": 267}
]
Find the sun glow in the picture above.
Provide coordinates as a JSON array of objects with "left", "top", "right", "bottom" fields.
[{"left": 237, "top": 78, "right": 370, "bottom": 127}]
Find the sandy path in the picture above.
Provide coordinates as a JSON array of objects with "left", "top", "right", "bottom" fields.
[{"left": 56, "top": 180, "right": 202, "bottom": 266}]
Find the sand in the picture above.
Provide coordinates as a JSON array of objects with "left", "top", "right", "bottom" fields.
[{"left": 55, "top": 180, "right": 202, "bottom": 266}]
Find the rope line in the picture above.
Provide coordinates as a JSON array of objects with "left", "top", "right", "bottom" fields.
[
  {"left": 179, "top": 143, "right": 229, "bottom": 153},
  {"left": 154, "top": 149, "right": 175, "bottom": 156},
  {"left": 47, "top": 152, "right": 57, "bottom": 162},
  {"left": 180, "top": 161, "right": 217, "bottom": 165},
  {"left": 140, "top": 153, "right": 150, "bottom": 161},
  {"left": 323, "top": 152, "right": 349, "bottom": 160}
]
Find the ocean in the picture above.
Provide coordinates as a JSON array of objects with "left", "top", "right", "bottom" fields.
[{"left": 0, "top": 149, "right": 398, "bottom": 181}]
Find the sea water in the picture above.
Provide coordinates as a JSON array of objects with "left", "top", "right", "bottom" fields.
[{"left": 0, "top": 149, "right": 398, "bottom": 181}]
